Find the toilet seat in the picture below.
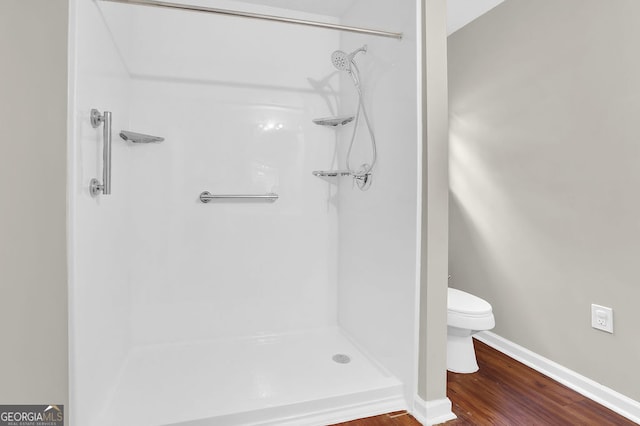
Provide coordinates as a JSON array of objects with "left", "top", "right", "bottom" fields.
[{"left": 448, "top": 288, "right": 495, "bottom": 330}]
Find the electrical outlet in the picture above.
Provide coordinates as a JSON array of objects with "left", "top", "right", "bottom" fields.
[{"left": 591, "top": 304, "right": 613, "bottom": 333}]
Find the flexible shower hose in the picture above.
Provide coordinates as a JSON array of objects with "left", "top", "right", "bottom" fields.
[{"left": 346, "top": 61, "right": 377, "bottom": 180}]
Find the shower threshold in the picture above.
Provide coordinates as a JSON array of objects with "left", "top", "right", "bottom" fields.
[{"left": 101, "top": 327, "right": 405, "bottom": 426}]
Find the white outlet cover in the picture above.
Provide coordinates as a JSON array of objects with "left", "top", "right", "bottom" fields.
[{"left": 591, "top": 304, "right": 614, "bottom": 333}]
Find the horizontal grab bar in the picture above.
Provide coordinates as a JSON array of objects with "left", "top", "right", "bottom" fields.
[{"left": 199, "top": 191, "right": 279, "bottom": 203}]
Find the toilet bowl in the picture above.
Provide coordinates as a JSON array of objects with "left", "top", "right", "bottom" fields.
[{"left": 447, "top": 287, "right": 495, "bottom": 373}]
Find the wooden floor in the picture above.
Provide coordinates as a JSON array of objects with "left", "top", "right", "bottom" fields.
[
  {"left": 334, "top": 339, "right": 636, "bottom": 426},
  {"left": 332, "top": 411, "right": 421, "bottom": 426}
]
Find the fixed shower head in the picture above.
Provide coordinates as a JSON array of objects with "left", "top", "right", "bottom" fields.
[{"left": 331, "top": 45, "right": 367, "bottom": 73}]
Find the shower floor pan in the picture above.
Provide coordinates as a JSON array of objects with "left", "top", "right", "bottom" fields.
[{"left": 102, "top": 327, "right": 405, "bottom": 426}]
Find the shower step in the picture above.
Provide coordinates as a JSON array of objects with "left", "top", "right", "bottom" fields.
[{"left": 101, "top": 328, "right": 404, "bottom": 426}]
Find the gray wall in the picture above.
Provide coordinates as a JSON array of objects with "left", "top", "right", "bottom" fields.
[
  {"left": 0, "top": 0, "right": 69, "bottom": 413},
  {"left": 419, "top": 0, "right": 450, "bottom": 402},
  {"left": 448, "top": 0, "right": 640, "bottom": 401}
]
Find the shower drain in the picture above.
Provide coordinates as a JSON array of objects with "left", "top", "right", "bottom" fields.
[{"left": 332, "top": 354, "right": 351, "bottom": 364}]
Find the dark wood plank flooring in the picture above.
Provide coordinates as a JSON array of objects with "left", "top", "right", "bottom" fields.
[
  {"left": 446, "top": 339, "right": 636, "bottom": 425},
  {"left": 335, "top": 339, "right": 636, "bottom": 425},
  {"left": 332, "top": 411, "right": 422, "bottom": 426}
]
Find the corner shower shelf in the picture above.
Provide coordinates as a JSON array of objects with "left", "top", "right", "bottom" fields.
[
  {"left": 120, "top": 130, "right": 164, "bottom": 143},
  {"left": 312, "top": 116, "right": 355, "bottom": 127},
  {"left": 312, "top": 170, "right": 351, "bottom": 178}
]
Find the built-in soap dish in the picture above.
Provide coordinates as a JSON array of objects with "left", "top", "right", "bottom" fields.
[
  {"left": 312, "top": 115, "right": 355, "bottom": 127},
  {"left": 120, "top": 130, "right": 164, "bottom": 143}
]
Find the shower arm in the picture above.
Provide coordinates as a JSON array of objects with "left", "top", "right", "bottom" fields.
[{"left": 90, "top": 109, "right": 112, "bottom": 196}]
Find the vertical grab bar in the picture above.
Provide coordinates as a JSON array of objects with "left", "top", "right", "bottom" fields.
[{"left": 90, "top": 108, "right": 112, "bottom": 196}]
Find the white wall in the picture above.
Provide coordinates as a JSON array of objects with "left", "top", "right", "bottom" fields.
[
  {"left": 448, "top": 0, "right": 640, "bottom": 403},
  {"left": 102, "top": 1, "right": 342, "bottom": 345},
  {"left": 337, "top": 0, "right": 420, "bottom": 401},
  {"left": 69, "top": 1, "right": 133, "bottom": 424},
  {"left": 0, "top": 0, "right": 69, "bottom": 416},
  {"left": 446, "top": 0, "right": 504, "bottom": 35},
  {"left": 71, "top": 2, "right": 342, "bottom": 420}
]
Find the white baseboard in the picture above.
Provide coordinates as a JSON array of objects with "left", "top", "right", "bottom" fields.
[
  {"left": 475, "top": 331, "right": 640, "bottom": 424},
  {"left": 272, "top": 395, "right": 407, "bottom": 426},
  {"left": 174, "top": 392, "right": 407, "bottom": 426},
  {"left": 412, "top": 396, "right": 457, "bottom": 425}
]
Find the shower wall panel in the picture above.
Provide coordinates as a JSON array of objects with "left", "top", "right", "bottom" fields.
[
  {"left": 336, "top": 0, "right": 421, "bottom": 401},
  {"left": 111, "top": 2, "right": 342, "bottom": 345},
  {"left": 69, "top": 1, "right": 134, "bottom": 424},
  {"left": 71, "top": 0, "right": 421, "bottom": 423}
]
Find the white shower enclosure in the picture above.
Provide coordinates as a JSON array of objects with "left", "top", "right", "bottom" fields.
[{"left": 68, "top": 0, "right": 422, "bottom": 424}]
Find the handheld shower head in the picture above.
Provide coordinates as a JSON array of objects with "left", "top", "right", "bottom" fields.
[
  {"left": 331, "top": 45, "right": 367, "bottom": 73},
  {"left": 327, "top": 45, "right": 377, "bottom": 187},
  {"left": 331, "top": 50, "right": 350, "bottom": 72}
]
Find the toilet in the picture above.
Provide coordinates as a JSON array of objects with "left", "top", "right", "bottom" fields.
[{"left": 447, "top": 287, "right": 495, "bottom": 373}]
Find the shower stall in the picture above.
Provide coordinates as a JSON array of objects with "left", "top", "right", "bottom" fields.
[{"left": 69, "top": 0, "right": 423, "bottom": 424}]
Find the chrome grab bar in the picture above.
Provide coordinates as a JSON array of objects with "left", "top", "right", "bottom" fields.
[
  {"left": 90, "top": 108, "right": 112, "bottom": 196},
  {"left": 199, "top": 191, "right": 279, "bottom": 203}
]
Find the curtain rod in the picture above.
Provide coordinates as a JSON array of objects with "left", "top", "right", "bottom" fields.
[{"left": 100, "top": 0, "right": 403, "bottom": 40}]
